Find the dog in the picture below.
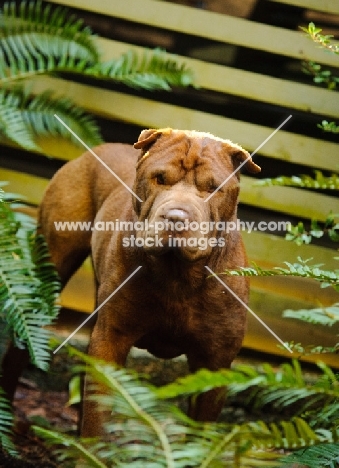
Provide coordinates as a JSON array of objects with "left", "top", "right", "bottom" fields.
[{"left": 4, "top": 128, "right": 261, "bottom": 436}]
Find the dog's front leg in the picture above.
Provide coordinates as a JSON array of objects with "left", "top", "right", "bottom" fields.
[
  {"left": 187, "top": 387, "right": 226, "bottom": 422},
  {"left": 81, "top": 312, "right": 136, "bottom": 438},
  {"left": 186, "top": 357, "right": 227, "bottom": 422},
  {"left": 186, "top": 335, "right": 244, "bottom": 422}
]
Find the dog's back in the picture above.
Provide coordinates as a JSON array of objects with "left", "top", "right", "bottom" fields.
[{"left": 38, "top": 143, "right": 139, "bottom": 285}]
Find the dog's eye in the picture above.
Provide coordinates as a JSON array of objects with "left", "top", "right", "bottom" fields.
[
  {"left": 207, "top": 182, "right": 218, "bottom": 193},
  {"left": 155, "top": 174, "right": 165, "bottom": 185}
]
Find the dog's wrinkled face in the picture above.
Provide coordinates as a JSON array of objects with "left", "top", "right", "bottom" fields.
[{"left": 132, "top": 128, "right": 260, "bottom": 261}]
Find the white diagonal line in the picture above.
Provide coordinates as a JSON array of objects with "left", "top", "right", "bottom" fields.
[
  {"left": 205, "top": 266, "right": 293, "bottom": 354},
  {"left": 53, "top": 266, "right": 142, "bottom": 354},
  {"left": 54, "top": 114, "right": 142, "bottom": 202},
  {"left": 204, "top": 114, "right": 293, "bottom": 203}
]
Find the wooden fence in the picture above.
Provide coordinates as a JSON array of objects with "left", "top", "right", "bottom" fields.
[{"left": 1, "top": 0, "right": 338, "bottom": 364}]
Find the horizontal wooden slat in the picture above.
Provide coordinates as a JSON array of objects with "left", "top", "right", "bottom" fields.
[
  {"left": 240, "top": 176, "right": 337, "bottom": 222},
  {"left": 24, "top": 76, "right": 339, "bottom": 172},
  {"left": 48, "top": 0, "right": 339, "bottom": 67},
  {"left": 244, "top": 289, "right": 339, "bottom": 367},
  {"left": 269, "top": 0, "right": 339, "bottom": 15},
  {"left": 0, "top": 168, "right": 48, "bottom": 205},
  {"left": 98, "top": 38, "right": 339, "bottom": 119}
]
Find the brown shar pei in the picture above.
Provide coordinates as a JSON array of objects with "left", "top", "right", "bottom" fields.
[{"left": 41, "top": 128, "right": 260, "bottom": 436}]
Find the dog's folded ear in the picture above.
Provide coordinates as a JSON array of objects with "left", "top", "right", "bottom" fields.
[
  {"left": 224, "top": 143, "right": 261, "bottom": 174},
  {"left": 234, "top": 149, "right": 261, "bottom": 174},
  {"left": 134, "top": 129, "right": 162, "bottom": 150}
]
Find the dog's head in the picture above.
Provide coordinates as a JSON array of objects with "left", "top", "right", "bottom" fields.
[{"left": 132, "top": 128, "right": 260, "bottom": 261}]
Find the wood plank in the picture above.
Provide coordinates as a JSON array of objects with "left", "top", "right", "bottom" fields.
[
  {"left": 268, "top": 0, "right": 339, "bottom": 15},
  {"left": 244, "top": 288, "right": 339, "bottom": 367},
  {"left": 25, "top": 76, "right": 339, "bottom": 172},
  {"left": 47, "top": 0, "right": 339, "bottom": 67},
  {"left": 0, "top": 168, "right": 48, "bottom": 205},
  {"left": 240, "top": 176, "right": 337, "bottom": 222},
  {"left": 243, "top": 230, "right": 338, "bottom": 270},
  {"left": 98, "top": 38, "right": 339, "bottom": 119}
]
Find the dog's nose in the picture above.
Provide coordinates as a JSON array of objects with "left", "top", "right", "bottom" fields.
[{"left": 164, "top": 209, "right": 190, "bottom": 222}]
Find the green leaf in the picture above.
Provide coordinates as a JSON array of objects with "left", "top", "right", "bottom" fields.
[
  {"left": 283, "top": 303, "right": 339, "bottom": 327},
  {"left": 280, "top": 442, "right": 339, "bottom": 467},
  {"left": 0, "top": 388, "right": 17, "bottom": 456},
  {"left": 0, "top": 86, "right": 103, "bottom": 150},
  {"left": 67, "top": 375, "right": 81, "bottom": 406},
  {"left": 222, "top": 258, "right": 339, "bottom": 290}
]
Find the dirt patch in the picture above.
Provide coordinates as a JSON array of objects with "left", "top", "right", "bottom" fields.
[{"left": 0, "top": 383, "right": 74, "bottom": 467}]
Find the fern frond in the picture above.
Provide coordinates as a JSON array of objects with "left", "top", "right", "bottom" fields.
[
  {"left": 306, "top": 400, "right": 339, "bottom": 429},
  {"left": 0, "top": 388, "right": 17, "bottom": 456},
  {"left": 32, "top": 427, "right": 107, "bottom": 468},
  {"left": 0, "top": 194, "right": 61, "bottom": 370},
  {"left": 90, "top": 48, "right": 194, "bottom": 90},
  {"left": 68, "top": 348, "right": 209, "bottom": 468},
  {"left": 283, "top": 303, "right": 339, "bottom": 326},
  {"left": 25, "top": 89, "right": 103, "bottom": 146},
  {"left": 0, "top": 86, "right": 103, "bottom": 149},
  {"left": 255, "top": 171, "right": 339, "bottom": 190},
  {"left": 35, "top": 346, "right": 339, "bottom": 467},
  {"left": 242, "top": 417, "right": 331, "bottom": 453},
  {"left": 0, "top": 0, "right": 99, "bottom": 83},
  {"left": 156, "top": 360, "right": 339, "bottom": 421},
  {"left": 222, "top": 257, "right": 339, "bottom": 291},
  {"left": 280, "top": 442, "right": 339, "bottom": 467},
  {"left": 0, "top": 88, "right": 39, "bottom": 150},
  {"left": 0, "top": 1, "right": 194, "bottom": 90}
]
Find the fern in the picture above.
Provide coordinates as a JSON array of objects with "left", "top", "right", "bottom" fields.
[
  {"left": 0, "top": 190, "right": 61, "bottom": 370},
  {"left": 285, "top": 216, "right": 339, "bottom": 245},
  {"left": 0, "top": 387, "right": 17, "bottom": 456},
  {"left": 0, "top": 86, "right": 103, "bottom": 149},
  {"left": 0, "top": 1, "right": 193, "bottom": 89},
  {"left": 0, "top": 88, "right": 40, "bottom": 150},
  {"left": 0, "top": 0, "right": 99, "bottom": 82},
  {"left": 68, "top": 347, "right": 209, "bottom": 468},
  {"left": 32, "top": 427, "right": 108, "bottom": 468},
  {"left": 0, "top": 1, "right": 194, "bottom": 152},
  {"left": 89, "top": 48, "right": 194, "bottom": 90},
  {"left": 157, "top": 360, "right": 339, "bottom": 434},
  {"left": 32, "top": 347, "right": 339, "bottom": 467},
  {"left": 255, "top": 171, "right": 339, "bottom": 190},
  {"left": 280, "top": 442, "right": 339, "bottom": 467},
  {"left": 222, "top": 257, "right": 339, "bottom": 291},
  {"left": 283, "top": 303, "right": 339, "bottom": 327}
]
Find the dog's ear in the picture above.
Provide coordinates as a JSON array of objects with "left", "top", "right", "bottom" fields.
[
  {"left": 134, "top": 129, "right": 162, "bottom": 150},
  {"left": 224, "top": 143, "right": 261, "bottom": 174}
]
